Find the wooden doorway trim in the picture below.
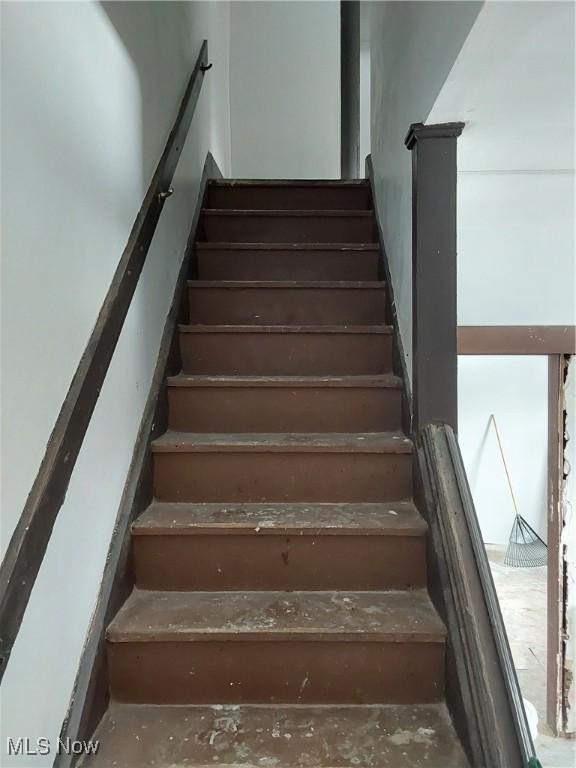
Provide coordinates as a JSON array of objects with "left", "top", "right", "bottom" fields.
[
  {"left": 457, "top": 328, "right": 574, "bottom": 735},
  {"left": 457, "top": 325, "right": 576, "bottom": 355},
  {"left": 546, "top": 354, "right": 572, "bottom": 736}
]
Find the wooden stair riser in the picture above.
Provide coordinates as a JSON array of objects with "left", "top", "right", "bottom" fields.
[
  {"left": 201, "top": 213, "right": 376, "bottom": 244},
  {"left": 179, "top": 331, "right": 393, "bottom": 375},
  {"left": 197, "top": 246, "right": 380, "bottom": 281},
  {"left": 207, "top": 184, "right": 372, "bottom": 210},
  {"left": 168, "top": 385, "right": 402, "bottom": 432},
  {"left": 107, "top": 640, "right": 445, "bottom": 705},
  {"left": 152, "top": 451, "right": 412, "bottom": 503},
  {"left": 132, "top": 533, "right": 427, "bottom": 591},
  {"left": 188, "top": 285, "right": 386, "bottom": 325}
]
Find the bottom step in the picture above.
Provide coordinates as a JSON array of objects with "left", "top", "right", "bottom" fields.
[{"left": 82, "top": 703, "right": 469, "bottom": 768}]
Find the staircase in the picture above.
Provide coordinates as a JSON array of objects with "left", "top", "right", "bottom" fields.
[{"left": 82, "top": 181, "right": 469, "bottom": 767}]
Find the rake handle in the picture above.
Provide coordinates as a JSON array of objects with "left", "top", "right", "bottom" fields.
[{"left": 489, "top": 414, "right": 521, "bottom": 518}]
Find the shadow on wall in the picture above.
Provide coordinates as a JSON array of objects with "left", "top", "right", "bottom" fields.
[
  {"left": 368, "top": 0, "right": 482, "bottom": 377},
  {"left": 101, "top": 1, "right": 199, "bottom": 187},
  {"left": 98, "top": 1, "right": 208, "bottom": 381},
  {"left": 467, "top": 416, "right": 491, "bottom": 488},
  {"left": 0, "top": 6, "right": 218, "bottom": 764}
]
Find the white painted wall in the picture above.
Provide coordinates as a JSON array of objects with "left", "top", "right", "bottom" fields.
[
  {"left": 0, "top": 2, "right": 231, "bottom": 764},
  {"left": 229, "top": 1, "right": 340, "bottom": 179},
  {"left": 456, "top": 172, "right": 575, "bottom": 326},
  {"left": 367, "top": 2, "right": 572, "bottom": 547},
  {"left": 458, "top": 356, "right": 548, "bottom": 544},
  {"left": 368, "top": 0, "right": 482, "bottom": 376},
  {"left": 426, "top": 1, "right": 575, "bottom": 547},
  {"left": 428, "top": 0, "right": 575, "bottom": 327}
]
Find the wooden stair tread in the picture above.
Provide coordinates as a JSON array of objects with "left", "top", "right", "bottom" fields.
[
  {"left": 196, "top": 242, "right": 380, "bottom": 251},
  {"left": 188, "top": 280, "right": 385, "bottom": 288},
  {"left": 151, "top": 431, "right": 413, "bottom": 454},
  {"left": 132, "top": 501, "right": 426, "bottom": 537},
  {"left": 82, "top": 702, "right": 468, "bottom": 768},
  {"left": 81, "top": 177, "right": 467, "bottom": 753},
  {"left": 166, "top": 373, "right": 403, "bottom": 388},
  {"left": 107, "top": 589, "right": 446, "bottom": 643},
  {"left": 178, "top": 324, "right": 393, "bottom": 334}
]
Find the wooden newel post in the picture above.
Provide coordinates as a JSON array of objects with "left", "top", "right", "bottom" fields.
[{"left": 405, "top": 121, "right": 464, "bottom": 434}]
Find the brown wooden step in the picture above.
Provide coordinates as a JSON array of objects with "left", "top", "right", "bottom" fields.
[
  {"left": 196, "top": 243, "right": 380, "bottom": 281},
  {"left": 187, "top": 281, "right": 386, "bottom": 325},
  {"left": 206, "top": 180, "right": 372, "bottom": 210},
  {"left": 200, "top": 210, "right": 376, "bottom": 243},
  {"left": 132, "top": 501, "right": 427, "bottom": 590},
  {"left": 178, "top": 325, "right": 394, "bottom": 376},
  {"left": 106, "top": 589, "right": 446, "bottom": 704},
  {"left": 82, "top": 702, "right": 469, "bottom": 768},
  {"left": 151, "top": 432, "right": 413, "bottom": 503},
  {"left": 167, "top": 374, "right": 402, "bottom": 432}
]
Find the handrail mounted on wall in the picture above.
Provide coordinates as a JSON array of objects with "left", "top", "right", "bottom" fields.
[{"left": 0, "top": 40, "right": 211, "bottom": 682}]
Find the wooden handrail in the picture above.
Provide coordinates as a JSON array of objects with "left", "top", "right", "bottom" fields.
[
  {"left": 368, "top": 138, "right": 539, "bottom": 764},
  {"left": 417, "top": 423, "right": 539, "bottom": 768},
  {"left": 0, "top": 40, "right": 210, "bottom": 681}
]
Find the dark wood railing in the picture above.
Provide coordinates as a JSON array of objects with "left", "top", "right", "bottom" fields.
[
  {"left": 0, "top": 40, "right": 211, "bottom": 681},
  {"left": 417, "top": 424, "right": 539, "bottom": 768},
  {"left": 369, "top": 121, "right": 541, "bottom": 766},
  {"left": 402, "top": 123, "right": 539, "bottom": 767}
]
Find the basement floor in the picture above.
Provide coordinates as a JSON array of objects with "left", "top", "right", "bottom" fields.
[{"left": 486, "top": 545, "right": 575, "bottom": 768}]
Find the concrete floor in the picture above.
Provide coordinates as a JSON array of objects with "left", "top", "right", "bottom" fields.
[{"left": 487, "top": 545, "right": 575, "bottom": 768}]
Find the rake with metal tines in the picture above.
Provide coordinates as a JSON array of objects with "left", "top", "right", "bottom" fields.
[{"left": 488, "top": 414, "right": 547, "bottom": 568}]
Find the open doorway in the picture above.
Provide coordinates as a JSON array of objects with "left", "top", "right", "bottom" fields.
[{"left": 458, "top": 337, "right": 575, "bottom": 767}]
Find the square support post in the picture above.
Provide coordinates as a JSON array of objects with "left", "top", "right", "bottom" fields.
[{"left": 405, "top": 122, "right": 464, "bottom": 433}]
